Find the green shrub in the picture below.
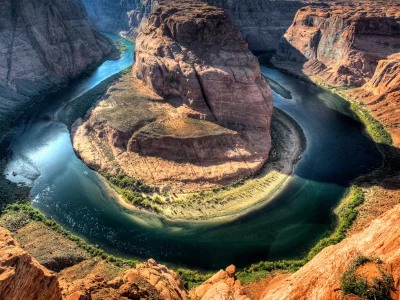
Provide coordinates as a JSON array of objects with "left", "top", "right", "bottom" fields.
[{"left": 341, "top": 256, "right": 395, "bottom": 299}]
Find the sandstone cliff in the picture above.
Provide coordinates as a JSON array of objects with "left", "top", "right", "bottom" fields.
[
  {"left": 0, "top": 0, "right": 113, "bottom": 138},
  {"left": 73, "top": 0, "right": 273, "bottom": 191},
  {"left": 272, "top": 3, "right": 400, "bottom": 87},
  {"left": 344, "top": 54, "right": 400, "bottom": 145},
  {"left": 204, "top": 0, "right": 304, "bottom": 52},
  {"left": 0, "top": 227, "right": 62, "bottom": 300},
  {"left": 260, "top": 203, "right": 400, "bottom": 300}
]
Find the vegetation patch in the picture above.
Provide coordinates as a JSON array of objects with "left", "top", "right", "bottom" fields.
[
  {"left": 350, "top": 102, "right": 393, "bottom": 145},
  {"left": 1, "top": 203, "right": 139, "bottom": 268},
  {"left": 176, "top": 269, "right": 213, "bottom": 290},
  {"left": 237, "top": 185, "right": 365, "bottom": 281},
  {"left": 341, "top": 256, "right": 395, "bottom": 299},
  {"left": 59, "top": 67, "right": 132, "bottom": 130}
]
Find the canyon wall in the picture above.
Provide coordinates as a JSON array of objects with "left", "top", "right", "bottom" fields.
[
  {"left": 81, "top": 0, "right": 157, "bottom": 40},
  {"left": 73, "top": 0, "right": 273, "bottom": 191},
  {"left": 82, "top": 0, "right": 303, "bottom": 52},
  {"left": 272, "top": 3, "right": 400, "bottom": 87},
  {"left": 0, "top": 0, "right": 113, "bottom": 138},
  {"left": 204, "top": 0, "right": 304, "bottom": 52}
]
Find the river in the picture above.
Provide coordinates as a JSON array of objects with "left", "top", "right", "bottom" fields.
[{"left": 1, "top": 35, "right": 383, "bottom": 271}]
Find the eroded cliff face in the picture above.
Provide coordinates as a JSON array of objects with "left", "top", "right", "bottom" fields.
[
  {"left": 204, "top": 0, "right": 304, "bottom": 52},
  {"left": 260, "top": 204, "right": 400, "bottom": 300},
  {"left": 82, "top": 0, "right": 157, "bottom": 40},
  {"left": 73, "top": 0, "right": 273, "bottom": 191},
  {"left": 0, "top": 227, "right": 62, "bottom": 300},
  {"left": 272, "top": 3, "right": 400, "bottom": 87},
  {"left": 0, "top": 0, "right": 113, "bottom": 138},
  {"left": 344, "top": 54, "right": 400, "bottom": 145}
]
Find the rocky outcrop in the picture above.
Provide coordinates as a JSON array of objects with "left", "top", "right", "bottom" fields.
[
  {"left": 61, "top": 259, "right": 187, "bottom": 300},
  {"left": 344, "top": 54, "right": 400, "bottom": 145},
  {"left": 272, "top": 3, "right": 400, "bottom": 87},
  {"left": 0, "top": 227, "right": 62, "bottom": 300},
  {"left": 73, "top": 0, "right": 272, "bottom": 191},
  {"left": 190, "top": 265, "right": 249, "bottom": 300},
  {"left": 260, "top": 204, "right": 400, "bottom": 300},
  {"left": 0, "top": 0, "right": 113, "bottom": 139}
]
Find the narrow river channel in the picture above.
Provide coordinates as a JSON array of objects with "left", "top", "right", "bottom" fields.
[{"left": 2, "top": 35, "right": 383, "bottom": 270}]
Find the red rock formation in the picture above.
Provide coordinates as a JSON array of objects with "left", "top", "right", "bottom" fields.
[
  {"left": 345, "top": 54, "right": 400, "bottom": 145},
  {"left": 133, "top": 0, "right": 273, "bottom": 127},
  {"left": 190, "top": 265, "right": 249, "bottom": 300},
  {"left": 260, "top": 204, "right": 400, "bottom": 300},
  {"left": 73, "top": 0, "right": 272, "bottom": 191},
  {"left": 0, "top": 227, "right": 62, "bottom": 300},
  {"left": 61, "top": 259, "right": 187, "bottom": 300},
  {"left": 272, "top": 3, "right": 400, "bottom": 87}
]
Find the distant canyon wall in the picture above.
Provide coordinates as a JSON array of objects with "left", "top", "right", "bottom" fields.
[
  {"left": 0, "top": 0, "right": 113, "bottom": 138},
  {"left": 82, "top": 0, "right": 304, "bottom": 52},
  {"left": 271, "top": 3, "right": 400, "bottom": 87},
  {"left": 271, "top": 3, "right": 400, "bottom": 144}
]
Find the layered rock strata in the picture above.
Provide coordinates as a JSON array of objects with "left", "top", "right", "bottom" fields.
[
  {"left": 82, "top": 0, "right": 157, "bottom": 40},
  {"left": 272, "top": 3, "right": 400, "bottom": 87},
  {"left": 204, "top": 0, "right": 304, "bottom": 52},
  {"left": 344, "top": 54, "right": 400, "bottom": 145},
  {"left": 0, "top": 0, "right": 113, "bottom": 138},
  {"left": 73, "top": 0, "right": 272, "bottom": 191}
]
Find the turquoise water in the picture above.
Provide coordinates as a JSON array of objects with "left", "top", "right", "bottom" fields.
[{"left": 2, "top": 36, "right": 383, "bottom": 270}]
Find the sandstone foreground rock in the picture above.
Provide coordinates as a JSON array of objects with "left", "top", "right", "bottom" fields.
[
  {"left": 0, "top": 227, "right": 62, "bottom": 300},
  {"left": 73, "top": 0, "right": 273, "bottom": 191}
]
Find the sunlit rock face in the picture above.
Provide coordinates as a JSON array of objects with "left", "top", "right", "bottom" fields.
[
  {"left": 0, "top": 227, "right": 62, "bottom": 300},
  {"left": 72, "top": 0, "right": 273, "bottom": 191},
  {"left": 272, "top": 3, "right": 400, "bottom": 87},
  {"left": 0, "top": 0, "right": 113, "bottom": 138}
]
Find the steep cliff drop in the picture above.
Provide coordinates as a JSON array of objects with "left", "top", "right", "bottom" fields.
[
  {"left": 272, "top": 3, "right": 400, "bottom": 87},
  {"left": 271, "top": 2, "right": 400, "bottom": 144},
  {"left": 72, "top": 0, "right": 273, "bottom": 192},
  {"left": 82, "top": 0, "right": 157, "bottom": 41},
  {"left": 0, "top": 0, "right": 114, "bottom": 140}
]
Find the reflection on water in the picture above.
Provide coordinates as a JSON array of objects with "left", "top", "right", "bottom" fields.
[{"left": 2, "top": 37, "right": 383, "bottom": 270}]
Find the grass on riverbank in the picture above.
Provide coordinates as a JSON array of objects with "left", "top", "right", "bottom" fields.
[
  {"left": 315, "top": 81, "right": 392, "bottom": 146},
  {"left": 237, "top": 185, "right": 365, "bottom": 283},
  {"left": 0, "top": 203, "right": 139, "bottom": 268},
  {"left": 59, "top": 67, "right": 132, "bottom": 130}
]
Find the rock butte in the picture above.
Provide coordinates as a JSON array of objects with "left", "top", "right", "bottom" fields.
[
  {"left": 272, "top": 3, "right": 400, "bottom": 87},
  {"left": 72, "top": 0, "right": 273, "bottom": 191},
  {"left": 0, "top": 0, "right": 113, "bottom": 140}
]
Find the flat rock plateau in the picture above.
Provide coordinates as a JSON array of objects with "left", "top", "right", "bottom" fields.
[{"left": 72, "top": 0, "right": 273, "bottom": 192}]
